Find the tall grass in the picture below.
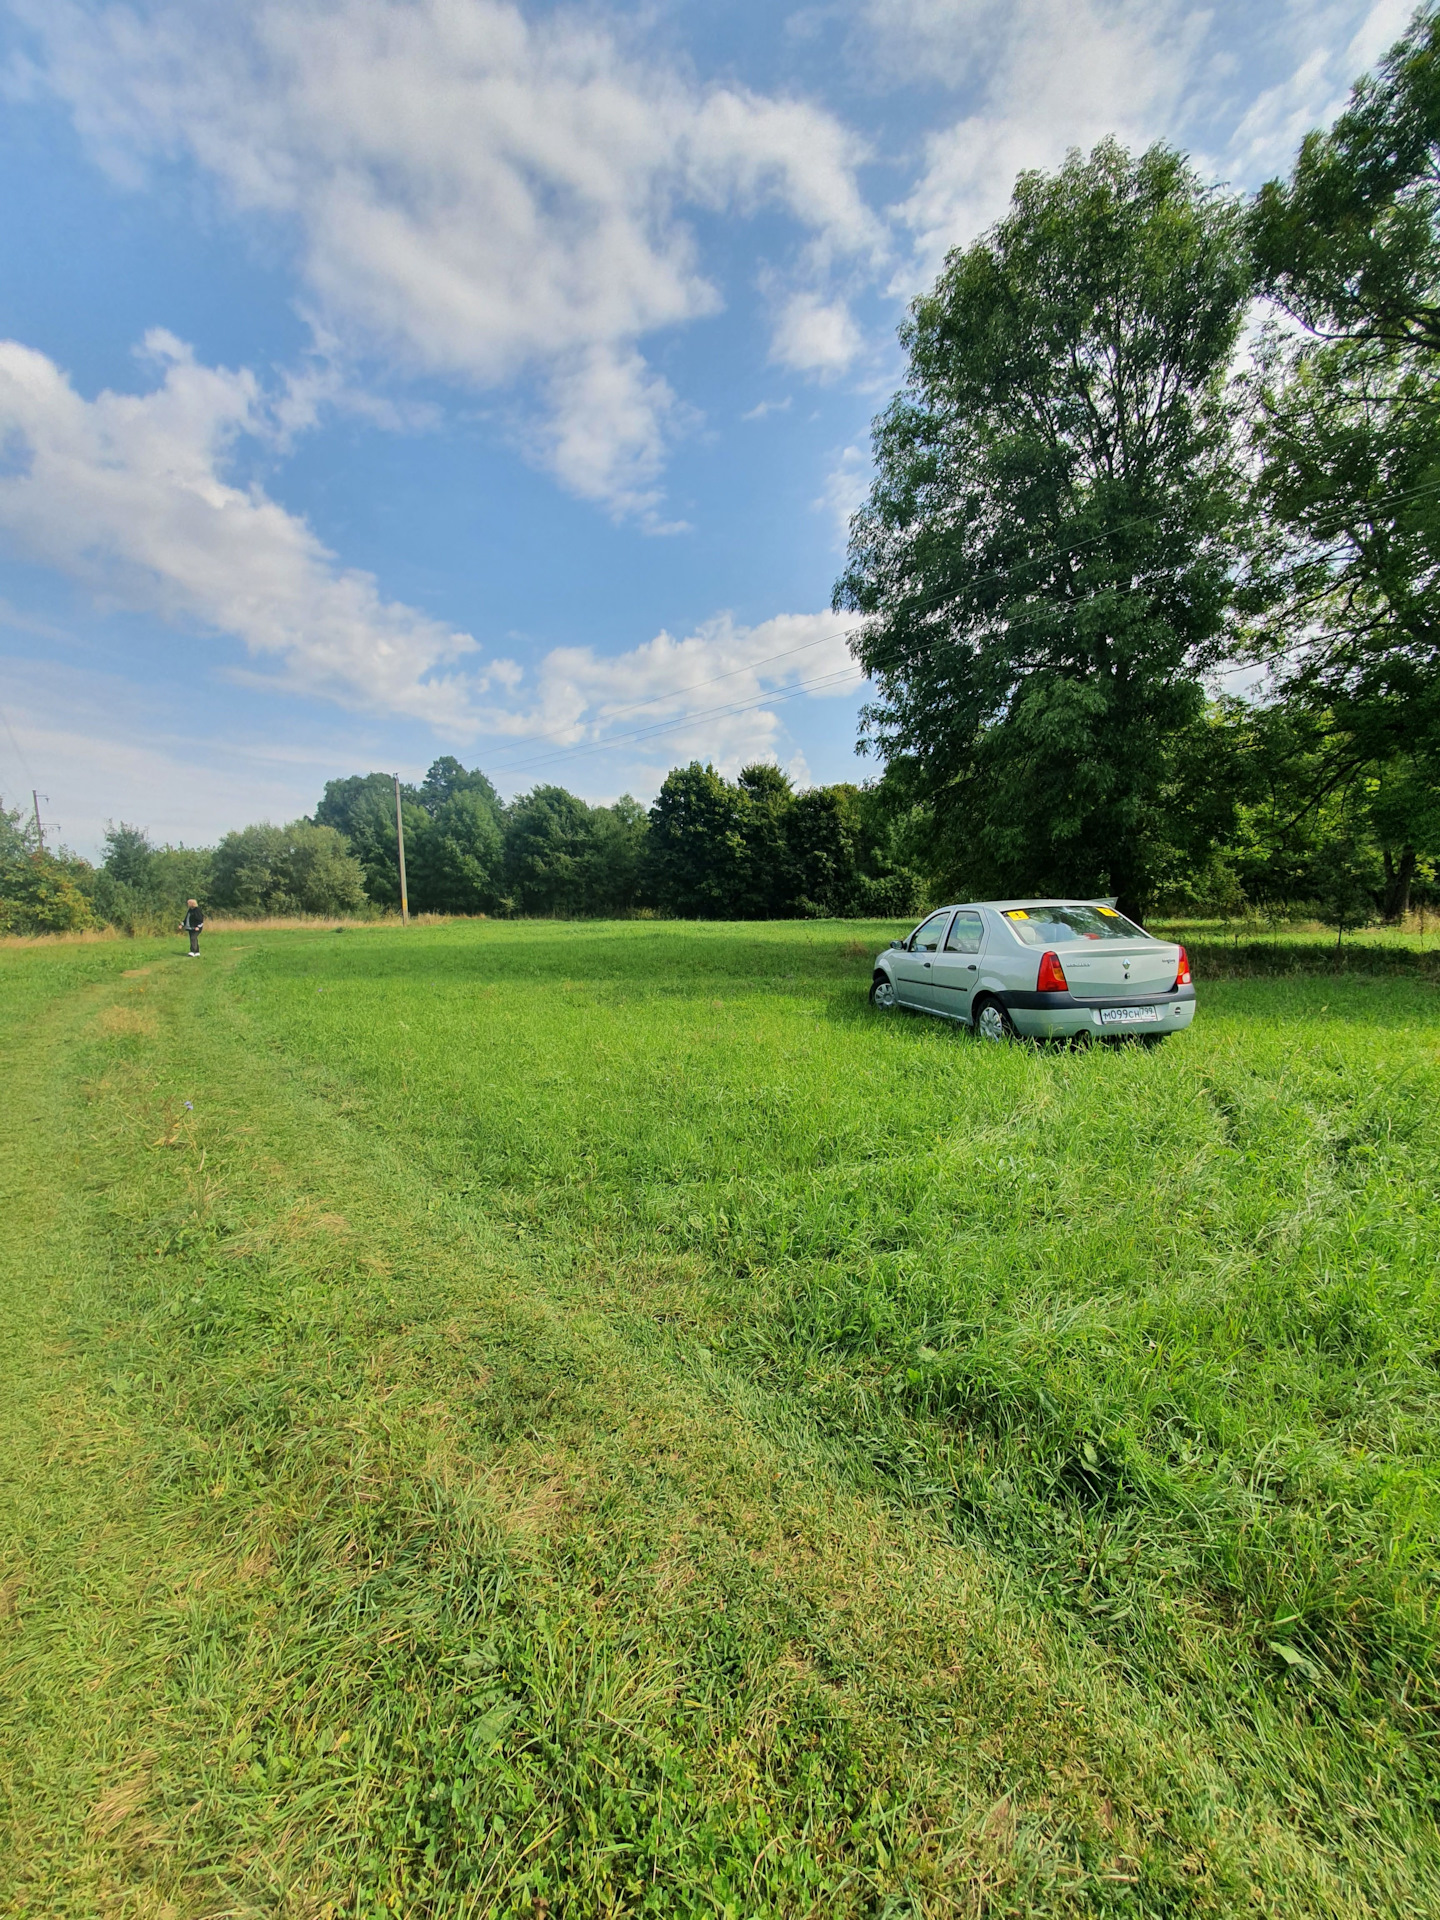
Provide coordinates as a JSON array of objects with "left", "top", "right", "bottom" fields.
[{"left": 2, "top": 920, "right": 1438, "bottom": 1916}]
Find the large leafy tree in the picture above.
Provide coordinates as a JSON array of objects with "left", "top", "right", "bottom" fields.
[
  {"left": 836, "top": 140, "right": 1251, "bottom": 917},
  {"left": 578, "top": 795, "right": 648, "bottom": 916},
  {"left": 1249, "top": 6, "right": 1440, "bottom": 354},
  {"left": 100, "top": 822, "right": 155, "bottom": 890},
  {"left": 418, "top": 755, "right": 503, "bottom": 818},
  {"left": 1246, "top": 6, "right": 1440, "bottom": 911}
]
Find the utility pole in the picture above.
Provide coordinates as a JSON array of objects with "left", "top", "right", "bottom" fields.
[
  {"left": 31, "top": 790, "right": 45, "bottom": 853},
  {"left": 393, "top": 773, "right": 409, "bottom": 925}
]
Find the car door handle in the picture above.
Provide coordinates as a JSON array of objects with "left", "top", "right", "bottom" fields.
[
  {"left": 923, "top": 959, "right": 931, "bottom": 967},
  {"left": 967, "top": 964, "right": 976, "bottom": 971}
]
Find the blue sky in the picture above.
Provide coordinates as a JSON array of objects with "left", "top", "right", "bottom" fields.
[{"left": 0, "top": 0, "right": 1416, "bottom": 855}]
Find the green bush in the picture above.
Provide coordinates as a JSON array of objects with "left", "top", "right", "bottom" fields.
[
  {"left": 210, "top": 820, "right": 367, "bottom": 917},
  {"left": 0, "top": 804, "right": 97, "bottom": 934}
]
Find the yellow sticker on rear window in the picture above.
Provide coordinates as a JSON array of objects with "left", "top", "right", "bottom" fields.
[
  {"left": 1098, "top": 906, "right": 1119, "bottom": 916},
  {"left": 1004, "top": 909, "right": 1029, "bottom": 918}
]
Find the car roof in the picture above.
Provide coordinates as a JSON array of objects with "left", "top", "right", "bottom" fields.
[{"left": 934, "top": 899, "right": 1117, "bottom": 913}]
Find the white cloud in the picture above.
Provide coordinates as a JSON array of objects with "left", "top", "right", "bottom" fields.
[
  {"left": 0, "top": 332, "right": 489, "bottom": 726},
  {"left": 2, "top": 608, "right": 870, "bottom": 850},
  {"left": 537, "top": 345, "right": 692, "bottom": 527},
  {"left": 879, "top": 0, "right": 1417, "bottom": 278},
  {"left": 490, "top": 608, "right": 863, "bottom": 781},
  {"left": 19, "top": 0, "right": 882, "bottom": 519},
  {"left": 770, "top": 291, "right": 864, "bottom": 375},
  {"left": 3, "top": 605, "right": 867, "bottom": 840},
  {"left": 742, "top": 395, "right": 792, "bottom": 421},
  {"left": 885, "top": 0, "right": 1199, "bottom": 273}
]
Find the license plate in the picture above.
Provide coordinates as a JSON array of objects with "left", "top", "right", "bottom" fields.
[{"left": 1100, "top": 1005, "right": 1163, "bottom": 1025}]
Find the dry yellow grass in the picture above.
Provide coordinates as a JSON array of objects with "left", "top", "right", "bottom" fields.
[{"left": 95, "top": 1006, "right": 157, "bottom": 1039}]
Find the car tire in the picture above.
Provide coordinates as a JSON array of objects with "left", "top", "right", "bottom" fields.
[
  {"left": 972, "top": 995, "right": 1014, "bottom": 1043},
  {"left": 870, "top": 974, "right": 898, "bottom": 1010}
]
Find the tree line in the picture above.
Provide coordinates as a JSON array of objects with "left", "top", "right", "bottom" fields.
[
  {"left": 0, "top": 757, "right": 924, "bottom": 934},
  {"left": 836, "top": 6, "right": 1440, "bottom": 929}
]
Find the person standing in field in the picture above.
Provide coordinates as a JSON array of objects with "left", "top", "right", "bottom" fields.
[{"left": 180, "top": 898, "right": 205, "bottom": 957}]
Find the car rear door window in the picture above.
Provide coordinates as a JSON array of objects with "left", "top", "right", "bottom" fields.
[{"left": 944, "top": 910, "right": 983, "bottom": 955}]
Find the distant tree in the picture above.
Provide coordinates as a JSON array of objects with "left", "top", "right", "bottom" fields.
[
  {"left": 147, "top": 846, "right": 215, "bottom": 912},
  {"left": 418, "top": 756, "right": 502, "bottom": 818},
  {"left": 503, "top": 785, "right": 646, "bottom": 916},
  {"left": 735, "top": 763, "right": 795, "bottom": 917},
  {"left": 785, "top": 785, "right": 863, "bottom": 916},
  {"left": 211, "top": 821, "right": 366, "bottom": 916},
  {"left": 578, "top": 796, "right": 648, "bottom": 915},
  {"left": 101, "top": 822, "right": 155, "bottom": 890},
  {"left": 645, "top": 764, "right": 750, "bottom": 917},
  {"left": 646, "top": 761, "right": 923, "bottom": 920},
  {"left": 410, "top": 788, "right": 504, "bottom": 914},
  {"left": 315, "top": 773, "right": 420, "bottom": 907},
  {"left": 315, "top": 761, "right": 510, "bottom": 911},
  {"left": 278, "top": 822, "right": 368, "bottom": 916},
  {"left": 91, "top": 824, "right": 213, "bottom": 932},
  {"left": 314, "top": 771, "right": 405, "bottom": 841},
  {"left": 836, "top": 140, "right": 1252, "bottom": 919}
]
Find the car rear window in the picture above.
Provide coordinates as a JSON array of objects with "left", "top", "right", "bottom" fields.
[{"left": 1002, "top": 904, "right": 1147, "bottom": 946}]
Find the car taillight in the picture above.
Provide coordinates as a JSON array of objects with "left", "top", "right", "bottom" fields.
[
  {"left": 1173, "top": 946, "right": 1192, "bottom": 988},
  {"left": 1036, "top": 949, "right": 1068, "bottom": 993}
]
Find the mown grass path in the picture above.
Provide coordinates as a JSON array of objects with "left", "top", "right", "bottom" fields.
[{"left": 2, "top": 924, "right": 1438, "bottom": 1918}]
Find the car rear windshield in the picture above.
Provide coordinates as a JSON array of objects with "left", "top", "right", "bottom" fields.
[{"left": 1001, "top": 904, "right": 1147, "bottom": 946}]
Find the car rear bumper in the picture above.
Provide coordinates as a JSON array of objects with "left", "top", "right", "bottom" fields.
[{"left": 999, "top": 984, "right": 1196, "bottom": 1040}]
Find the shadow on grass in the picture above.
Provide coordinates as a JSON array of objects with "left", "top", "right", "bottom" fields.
[{"left": 1186, "top": 937, "right": 1440, "bottom": 980}]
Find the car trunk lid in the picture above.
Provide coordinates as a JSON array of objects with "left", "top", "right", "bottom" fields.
[{"left": 1053, "top": 940, "right": 1178, "bottom": 998}]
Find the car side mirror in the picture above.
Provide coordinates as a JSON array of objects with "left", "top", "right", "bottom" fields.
[{"left": 889, "top": 939, "right": 904, "bottom": 950}]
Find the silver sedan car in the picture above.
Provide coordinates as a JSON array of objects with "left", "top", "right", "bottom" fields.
[{"left": 870, "top": 900, "right": 1196, "bottom": 1044}]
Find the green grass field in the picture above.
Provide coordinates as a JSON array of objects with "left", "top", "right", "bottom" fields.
[{"left": 2, "top": 920, "right": 1438, "bottom": 1918}]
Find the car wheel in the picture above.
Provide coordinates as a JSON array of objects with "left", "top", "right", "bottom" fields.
[
  {"left": 973, "top": 996, "right": 1014, "bottom": 1043},
  {"left": 870, "top": 974, "right": 898, "bottom": 1010}
]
